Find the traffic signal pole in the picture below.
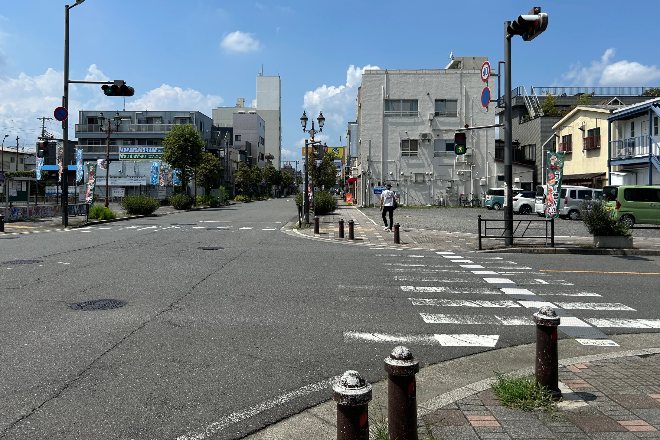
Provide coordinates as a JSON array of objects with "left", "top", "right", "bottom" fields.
[{"left": 504, "top": 21, "right": 514, "bottom": 246}]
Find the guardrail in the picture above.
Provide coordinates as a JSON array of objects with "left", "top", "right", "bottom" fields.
[{"left": 478, "top": 215, "right": 554, "bottom": 250}]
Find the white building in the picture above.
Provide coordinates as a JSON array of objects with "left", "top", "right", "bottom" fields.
[
  {"left": 213, "top": 75, "right": 282, "bottom": 169},
  {"left": 356, "top": 57, "right": 496, "bottom": 206}
]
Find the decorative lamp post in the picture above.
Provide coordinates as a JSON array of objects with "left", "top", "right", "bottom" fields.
[
  {"left": 97, "top": 111, "right": 122, "bottom": 208},
  {"left": 300, "top": 110, "right": 324, "bottom": 224}
]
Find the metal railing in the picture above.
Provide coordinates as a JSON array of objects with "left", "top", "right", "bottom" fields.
[
  {"left": 533, "top": 86, "right": 659, "bottom": 96},
  {"left": 558, "top": 141, "right": 572, "bottom": 153},
  {"left": 384, "top": 111, "right": 419, "bottom": 117},
  {"left": 610, "top": 135, "right": 660, "bottom": 159},
  {"left": 478, "top": 215, "right": 555, "bottom": 250},
  {"left": 583, "top": 135, "right": 601, "bottom": 150},
  {"left": 75, "top": 123, "right": 177, "bottom": 133}
]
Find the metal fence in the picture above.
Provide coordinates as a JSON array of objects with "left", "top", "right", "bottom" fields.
[{"left": 478, "top": 215, "right": 555, "bottom": 250}]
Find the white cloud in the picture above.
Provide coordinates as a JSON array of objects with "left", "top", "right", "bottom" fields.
[
  {"left": 126, "top": 84, "right": 223, "bottom": 112},
  {"left": 220, "top": 31, "right": 261, "bottom": 53},
  {"left": 255, "top": 3, "right": 264, "bottom": 9},
  {"left": 559, "top": 48, "right": 660, "bottom": 87}
]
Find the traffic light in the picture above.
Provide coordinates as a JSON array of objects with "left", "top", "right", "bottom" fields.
[
  {"left": 312, "top": 143, "right": 325, "bottom": 159},
  {"left": 101, "top": 80, "right": 135, "bottom": 97},
  {"left": 454, "top": 132, "right": 466, "bottom": 155},
  {"left": 507, "top": 7, "right": 548, "bottom": 41},
  {"left": 36, "top": 140, "right": 48, "bottom": 158}
]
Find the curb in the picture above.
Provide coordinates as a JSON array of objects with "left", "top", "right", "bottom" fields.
[{"left": 480, "top": 246, "right": 660, "bottom": 256}]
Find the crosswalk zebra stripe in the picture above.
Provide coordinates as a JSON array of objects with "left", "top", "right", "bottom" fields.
[
  {"left": 517, "top": 300, "right": 558, "bottom": 310},
  {"left": 556, "top": 302, "right": 636, "bottom": 311},
  {"left": 460, "top": 265, "right": 485, "bottom": 269},
  {"left": 483, "top": 278, "right": 516, "bottom": 284},
  {"left": 420, "top": 313, "right": 534, "bottom": 326},
  {"left": 585, "top": 318, "right": 660, "bottom": 328},
  {"left": 410, "top": 298, "right": 520, "bottom": 308},
  {"left": 472, "top": 271, "right": 500, "bottom": 275},
  {"left": 344, "top": 331, "right": 499, "bottom": 347}
]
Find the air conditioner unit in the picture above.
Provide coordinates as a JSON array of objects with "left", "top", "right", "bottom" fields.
[
  {"left": 464, "top": 148, "right": 473, "bottom": 156},
  {"left": 420, "top": 133, "right": 431, "bottom": 140},
  {"left": 428, "top": 113, "right": 434, "bottom": 121}
]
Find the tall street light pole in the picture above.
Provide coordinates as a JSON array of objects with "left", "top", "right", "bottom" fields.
[
  {"left": 62, "top": 0, "right": 86, "bottom": 227},
  {"left": 97, "top": 111, "right": 122, "bottom": 208},
  {"left": 300, "top": 110, "right": 325, "bottom": 225},
  {"left": 1, "top": 134, "right": 8, "bottom": 174}
]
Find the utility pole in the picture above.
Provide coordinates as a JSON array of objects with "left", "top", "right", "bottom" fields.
[
  {"left": 37, "top": 117, "right": 53, "bottom": 139},
  {"left": 15, "top": 136, "right": 19, "bottom": 172}
]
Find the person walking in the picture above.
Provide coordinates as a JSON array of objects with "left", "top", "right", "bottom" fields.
[{"left": 379, "top": 183, "right": 397, "bottom": 231}]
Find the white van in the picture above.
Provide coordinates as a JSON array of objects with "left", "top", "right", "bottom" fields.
[{"left": 535, "top": 185, "right": 602, "bottom": 219}]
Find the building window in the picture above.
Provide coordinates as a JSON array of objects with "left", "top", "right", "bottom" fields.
[
  {"left": 434, "top": 139, "right": 454, "bottom": 155},
  {"left": 10, "top": 157, "right": 15, "bottom": 163},
  {"left": 174, "top": 117, "right": 190, "bottom": 125},
  {"left": 584, "top": 127, "right": 600, "bottom": 150},
  {"left": 401, "top": 139, "right": 419, "bottom": 156},
  {"left": 87, "top": 117, "right": 100, "bottom": 125},
  {"left": 654, "top": 116, "right": 658, "bottom": 136},
  {"left": 414, "top": 173, "right": 425, "bottom": 183},
  {"left": 19, "top": 158, "right": 23, "bottom": 164},
  {"left": 559, "top": 134, "right": 572, "bottom": 153},
  {"left": 235, "top": 135, "right": 241, "bottom": 142},
  {"left": 434, "top": 99, "right": 458, "bottom": 117},
  {"left": 385, "top": 99, "right": 418, "bottom": 116},
  {"left": 631, "top": 121, "right": 635, "bottom": 137}
]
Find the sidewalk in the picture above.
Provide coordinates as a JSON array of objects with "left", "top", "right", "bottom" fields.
[
  {"left": 285, "top": 200, "right": 660, "bottom": 256},
  {"left": 246, "top": 333, "right": 660, "bottom": 440}
]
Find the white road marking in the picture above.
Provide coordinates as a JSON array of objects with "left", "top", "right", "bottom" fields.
[
  {"left": 460, "top": 265, "right": 485, "bottom": 269},
  {"left": 192, "top": 227, "right": 205, "bottom": 229},
  {"left": 393, "top": 276, "right": 468, "bottom": 282},
  {"left": 420, "top": 313, "right": 533, "bottom": 326},
  {"left": 410, "top": 298, "right": 520, "bottom": 308},
  {"left": 558, "top": 317, "right": 592, "bottom": 328},
  {"left": 556, "top": 302, "right": 636, "bottom": 311},
  {"left": 385, "top": 263, "right": 427, "bottom": 267},
  {"left": 401, "top": 286, "right": 448, "bottom": 292},
  {"left": 239, "top": 227, "right": 253, "bottom": 230},
  {"left": 472, "top": 271, "right": 499, "bottom": 275},
  {"left": 98, "top": 227, "right": 112, "bottom": 230},
  {"left": 483, "top": 278, "right": 516, "bottom": 284},
  {"left": 442, "top": 255, "right": 460, "bottom": 259},
  {"left": 534, "top": 279, "right": 549, "bottom": 284},
  {"left": 344, "top": 331, "right": 499, "bottom": 347},
  {"left": 586, "top": 318, "right": 660, "bottom": 328},
  {"left": 408, "top": 255, "right": 425, "bottom": 258},
  {"left": 262, "top": 228, "right": 276, "bottom": 231},
  {"left": 451, "top": 260, "right": 474, "bottom": 263},
  {"left": 176, "top": 377, "right": 340, "bottom": 440},
  {"left": 542, "top": 292, "right": 602, "bottom": 297},
  {"left": 436, "top": 252, "right": 455, "bottom": 255},
  {"left": 137, "top": 226, "right": 158, "bottom": 231},
  {"left": 575, "top": 339, "right": 619, "bottom": 347},
  {"left": 501, "top": 287, "right": 537, "bottom": 297},
  {"left": 517, "top": 301, "right": 558, "bottom": 310}
]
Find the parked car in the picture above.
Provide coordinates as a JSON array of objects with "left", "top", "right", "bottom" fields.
[
  {"left": 604, "top": 185, "right": 660, "bottom": 227},
  {"left": 559, "top": 186, "right": 603, "bottom": 220},
  {"left": 512, "top": 191, "right": 537, "bottom": 214},
  {"left": 485, "top": 188, "right": 504, "bottom": 210},
  {"left": 535, "top": 185, "right": 548, "bottom": 216}
]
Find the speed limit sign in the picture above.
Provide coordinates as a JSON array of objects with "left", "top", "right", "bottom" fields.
[{"left": 481, "top": 61, "right": 491, "bottom": 82}]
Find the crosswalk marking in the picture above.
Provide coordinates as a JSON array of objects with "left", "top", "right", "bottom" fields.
[
  {"left": 472, "top": 271, "right": 499, "bottom": 275},
  {"left": 557, "top": 302, "right": 636, "bottom": 311},
  {"left": 585, "top": 318, "right": 660, "bottom": 328},
  {"left": 483, "top": 278, "right": 516, "bottom": 284},
  {"left": 460, "top": 265, "right": 485, "bottom": 269},
  {"left": 420, "top": 313, "right": 533, "bottom": 326},
  {"left": 344, "top": 331, "right": 499, "bottom": 347},
  {"left": 410, "top": 298, "right": 520, "bottom": 308}
]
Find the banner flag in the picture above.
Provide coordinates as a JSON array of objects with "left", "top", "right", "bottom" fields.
[
  {"left": 76, "top": 149, "right": 83, "bottom": 182},
  {"left": 36, "top": 157, "right": 44, "bottom": 180},
  {"left": 159, "top": 163, "right": 169, "bottom": 187},
  {"left": 150, "top": 161, "right": 159, "bottom": 185},
  {"left": 173, "top": 169, "right": 181, "bottom": 186},
  {"left": 544, "top": 152, "right": 565, "bottom": 218},
  {"left": 85, "top": 163, "right": 98, "bottom": 204},
  {"left": 57, "top": 143, "right": 64, "bottom": 182}
]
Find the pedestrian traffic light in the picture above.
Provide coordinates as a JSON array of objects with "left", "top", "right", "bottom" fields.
[
  {"left": 101, "top": 80, "right": 135, "bottom": 97},
  {"left": 36, "top": 140, "right": 48, "bottom": 157},
  {"left": 454, "top": 132, "right": 466, "bottom": 155},
  {"left": 507, "top": 7, "right": 548, "bottom": 41}
]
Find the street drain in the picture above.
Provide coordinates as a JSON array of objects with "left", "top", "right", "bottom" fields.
[
  {"left": 3, "top": 259, "right": 43, "bottom": 265},
  {"left": 71, "top": 299, "right": 127, "bottom": 311},
  {"left": 198, "top": 246, "right": 223, "bottom": 250}
]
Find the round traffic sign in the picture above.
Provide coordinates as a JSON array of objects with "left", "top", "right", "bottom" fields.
[
  {"left": 54, "top": 107, "right": 68, "bottom": 121},
  {"left": 481, "top": 61, "right": 491, "bottom": 82},
  {"left": 481, "top": 87, "right": 491, "bottom": 107}
]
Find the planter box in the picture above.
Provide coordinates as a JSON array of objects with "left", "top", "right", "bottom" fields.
[{"left": 593, "top": 235, "right": 633, "bottom": 249}]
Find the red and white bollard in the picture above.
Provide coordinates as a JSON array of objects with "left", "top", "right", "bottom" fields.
[{"left": 384, "top": 346, "right": 419, "bottom": 440}]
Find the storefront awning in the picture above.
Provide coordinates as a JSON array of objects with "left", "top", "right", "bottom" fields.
[{"left": 562, "top": 172, "right": 606, "bottom": 181}]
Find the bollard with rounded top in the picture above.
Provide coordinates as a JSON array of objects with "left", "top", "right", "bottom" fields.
[
  {"left": 338, "top": 218, "right": 345, "bottom": 239},
  {"left": 533, "top": 306, "right": 562, "bottom": 400},
  {"left": 333, "top": 370, "right": 372, "bottom": 440},
  {"left": 393, "top": 223, "right": 400, "bottom": 244},
  {"left": 384, "top": 346, "right": 420, "bottom": 440},
  {"left": 0, "top": 214, "right": 4, "bottom": 233},
  {"left": 314, "top": 216, "right": 320, "bottom": 234},
  {"left": 348, "top": 219, "right": 355, "bottom": 240}
]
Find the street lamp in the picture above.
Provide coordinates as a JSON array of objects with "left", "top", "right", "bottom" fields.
[
  {"left": 97, "top": 111, "right": 122, "bottom": 208},
  {"left": 300, "top": 110, "right": 324, "bottom": 224},
  {"left": 1, "top": 134, "right": 8, "bottom": 174},
  {"left": 62, "top": 0, "right": 87, "bottom": 227}
]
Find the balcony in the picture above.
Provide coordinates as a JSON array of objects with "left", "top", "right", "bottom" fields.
[
  {"left": 610, "top": 135, "right": 660, "bottom": 160},
  {"left": 558, "top": 141, "right": 572, "bottom": 153},
  {"left": 75, "top": 123, "right": 176, "bottom": 134},
  {"left": 583, "top": 135, "right": 600, "bottom": 150}
]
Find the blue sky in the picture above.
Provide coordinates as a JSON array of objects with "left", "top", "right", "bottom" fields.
[{"left": 1, "top": 0, "right": 659, "bottom": 162}]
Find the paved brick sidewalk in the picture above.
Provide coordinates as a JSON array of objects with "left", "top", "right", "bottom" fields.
[{"left": 422, "top": 354, "right": 660, "bottom": 439}]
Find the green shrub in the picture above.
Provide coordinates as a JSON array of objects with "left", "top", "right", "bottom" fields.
[
  {"left": 170, "top": 193, "right": 195, "bottom": 210},
  {"left": 294, "top": 192, "right": 303, "bottom": 207},
  {"left": 314, "top": 191, "right": 337, "bottom": 215},
  {"left": 234, "top": 194, "right": 251, "bottom": 202},
  {"left": 579, "top": 200, "right": 629, "bottom": 236},
  {"left": 218, "top": 186, "right": 230, "bottom": 203},
  {"left": 196, "top": 194, "right": 221, "bottom": 208},
  {"left": 121, "top": 195, "right": 160, "bottom": 215},
  {"left": 88, "top": 205, "right": 117, "bottom": 220}
]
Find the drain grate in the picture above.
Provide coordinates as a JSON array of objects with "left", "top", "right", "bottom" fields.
[
  {"left": 198, "top": 246, "right": 223, "bottom": 250},
  {"left": 71, "top": 299, "right": 127, "bottom": 311},
  {"left": 3, "top": 259, "right": 43, "bottom": 265}
]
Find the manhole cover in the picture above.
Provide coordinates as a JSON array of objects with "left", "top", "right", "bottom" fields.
[
  {"left": 3, "top": 259, "right": 43, "bottom": 265},
  {"left": 198, "top": 247, "right": 223, "bottom": 250},
  {"left": 71, "top": 299, "right": 127, "bottom": 311}
]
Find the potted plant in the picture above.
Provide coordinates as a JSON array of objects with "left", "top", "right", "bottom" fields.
[{"left": 578, "top": 199, "right": 632, "bottom": 248}]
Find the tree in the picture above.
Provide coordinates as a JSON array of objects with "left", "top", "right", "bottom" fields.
[
  {"left": 162, "top": 124, "right": 205, "bottom": 195},
  {"left": 233, "top": 162, "right": 251, "bottom": 195},
  {"left": 196, "top": 152, "right": 222, "bottom": 192},
  {"left": 540, "top": 92, "right": 561, "bottom": 117},
  {"left": 262, "top": 164, "right": 280, "bottom": 196},
  {"left": 573, "top": 92, "right": 594, "bottom": 108},
  {"left": 309, "top": 150, "right": 339, "bottom": 190},
  {"left": 250, "top": 165, "right": 263, "bottom": 197},
  {"left": 281, "top": 172, "right": 294, "bottom": 192},
  {"left": 642, "top": 88, "right": 660, "bottom": 97}
]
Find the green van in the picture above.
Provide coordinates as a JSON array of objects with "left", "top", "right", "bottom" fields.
[{"left": 605, "top": 185, "right": 660, "bottom": 227}]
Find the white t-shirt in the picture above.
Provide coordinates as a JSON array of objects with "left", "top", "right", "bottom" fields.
[{"left": 381, "top": 189, "right": 395, "bottom": 206}]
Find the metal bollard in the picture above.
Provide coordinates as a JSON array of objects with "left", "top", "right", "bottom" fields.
[
  {"left": 348, "top": 220, "right": 355, "bottom": 240},
  {"left": 533, "top": 306, "right": 562, "bottom": 400},
  {"left": 333, "top": 370, "right": 372, "bottom": 440},
  {"left": 393, "top": 223, "right": 400, "bottom": 244},
  {"left": 314, "top": 216, "right": 320, "bottom": 234},
  {"left": 338, "top": 219, "right": 345, "bottom": 239},
  {"left": 0, "top": 214, "right": 4, "bottom": 233},
  {"left": 384, "top": 346, "right": 419, "bottom": 440}
]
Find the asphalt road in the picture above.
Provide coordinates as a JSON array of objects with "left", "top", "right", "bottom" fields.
[{"left": 1, "top": 199, "right": 659, "bottom": 439}]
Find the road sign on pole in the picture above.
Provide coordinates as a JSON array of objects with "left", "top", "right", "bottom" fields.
[
  {"left": 481, "top": 61, "right": 491, "bottom": 82},
  {"left": 481, "top": 87, "right": 491, "bottom": 108},
  {"left": 54, "top": 107, "right": 68, "bottom": 121}
]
